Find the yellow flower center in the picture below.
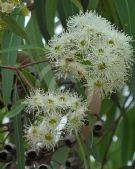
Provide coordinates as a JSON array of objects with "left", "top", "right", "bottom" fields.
[
  {"left": 98, "top": 62, "right": 106, "bottom": 70},
  {"left": 80, "top": 40, "right": 86, "bottom": 47},
  {"left": 45, "top": 133, "right": 53, "bottom": 141},
  {"left": 77, "top": 70, "right": 83, "bottom": 76},
  {"left": 71, "top": 117, "right": 78, "bottom": 124},
  {"left": 49, "top": 119, "right": 57, "bottom": 125},
  {"left": 98, "top": 48, "right": 104, "bottom": 54},
  {"left": 65, "top": 58, "right": 74, "bottom": 62},
  {"left": 55, "top": 45, "right": 61, "bottom": 51},
  {"left": 94, "top": 81, "right": 103, "bottom": 88},
  {"left": 47, "top": 99, "right": 54, "bottom": 104},
  {"left": 108, "top": 40, "right": 114, "bottom": 45},
  {"left": 73, "top": 101, "right": 79, "bottom": 109},
  {"left": 59, "top": 96, "right": 65, "bottom": 101}
]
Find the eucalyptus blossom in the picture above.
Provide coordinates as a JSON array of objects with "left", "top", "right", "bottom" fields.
[{"left": 46, "top": 11, "right": 133, "bottom": 97}]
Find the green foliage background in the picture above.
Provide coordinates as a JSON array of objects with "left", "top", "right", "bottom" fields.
[{"left": 0, "top": 0, "right": 135, "bottom": 169}]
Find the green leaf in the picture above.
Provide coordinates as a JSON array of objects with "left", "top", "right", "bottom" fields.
[
  {"left": 0, "top": 45, "right": 43, "bottom": 54},
  {"left": 119, "top": 107, "right": 135, "bottom": 165},
  {"left": 34, "top": 0, "right": 51, "bottom": 42},
  {"left": 0, "top": 14, "right": 29, "bottom": 43},
  {"left": 52, "top": 146, "right": 70, "bottom": 168},
  {"left": 25, "top": 11, "right": 57, "bottom": 90},
  {"left": 76, "top": 133, "right": 88, "bottom": 169},
  {"left": 12, "top": 114, "right": 25, "bottom": 169},
  {"left": 88, "top": 0, "right": 99, "bottom": 10},
  {"left": 46, "top": 0, "right": 58, "bottom": 36},
  {"left": 71, "top": 0, "right": 83, "bottom": 11},
  {"left": 11, "top": 87, "right": 25, "bottom": 169},
  {"left": 80, "top": 0, "right": 89, "bottom": 12},
  {"left": 1, "top": 16, "right": 24, "bottom": 106},
  {"left": 26, "top": 11, "right": 44, "bottom": 47},
  {"left": 58, "top": 0, "right": 79, "bottom": 29},
  {"left": 113, "top": 0, "right": 135, "bottom": 35},
  {"left": 7, "top": 100, "right": 25, "bottom": 118},
  {"left": 19, "top": 69, "right": 38, "bottom": 88},
  {"left": 113, "top": 0, "right": 135, "bottom": 103}
]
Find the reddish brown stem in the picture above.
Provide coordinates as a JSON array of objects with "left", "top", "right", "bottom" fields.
[
  {"left": 0, "top": 59, "right": 49, "bottom": 71},
  {"left": 0, "top": 65, "right": 17, "bottom": 71}
]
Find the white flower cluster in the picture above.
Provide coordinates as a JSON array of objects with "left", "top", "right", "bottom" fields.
[
  {"left": 46, "top": 11, "right": 133, "bottom": 97},
  {"left": 0, "top": 0, "right": 20, "bottom": 14},
  {"left": 24, "top": 89, "right": 87, "bottom": 150}
]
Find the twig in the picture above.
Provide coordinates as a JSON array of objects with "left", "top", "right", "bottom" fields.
[
  {"left": 18, "top": 59, "right": 49, "bottom": 70},
  {"left": 0, "top": 65, "right": 17, "bottom": 71},
  {"left": 0, "top": 59, "right": 49, "bottom": 71}
]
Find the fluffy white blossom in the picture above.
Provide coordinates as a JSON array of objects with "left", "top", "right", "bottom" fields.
[
  {"left": 66, "top": 111, "right": 86, "bottom": 135},
  {"left": 39, "top": 129, "right": 57, "bottom": 150},
  {"left": 0, "top": 0, "right": 20, "bottom": 14},
  {"left": 46, "top": 11, "right": 133, "bottom": 97},
  {"left": 24, "top": 123, "right": 41, "bottom": 149},
  {"left": 23, "top": 89, "right": 45, "bottom": 113},
  {"left": 24, "top": 89, "right": 87, "bottom": 150}
]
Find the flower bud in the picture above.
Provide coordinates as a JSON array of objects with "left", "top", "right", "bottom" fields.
[
  {"left": 26, "top": 149, "right": 37, "bottom": 161},
  {"left": 93, "top": 120, "right": 104, "bottom": 137},
  {"left": 38, "top": 164, "right": 49, "bottom": 169},
  {"left": 4, "top": 143, "right": 16, "bottom": 154},
  {"left": 64, "top": 135, "right": 76, "bottom": 148},
  {"left": 0, "top": 150, "right": 13, "bottom": 162}
]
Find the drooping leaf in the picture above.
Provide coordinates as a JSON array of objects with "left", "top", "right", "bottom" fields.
[
  {"left": 12, "top": 114, "right": 25, "bottom": 169},
  {"left": 57, "top": 0, "right": 79, "bottom": 29},
  {"left": 0, "top": 14, "right": 29, "bottom": 42},
  {"left": 87, "top": 0, "right": 99, "bottom": 10},
  {"left": 71, "top": 0, "right": 83, "bottom": 11},
  {"left": 25, "top": 11, "right": 57, "bottom": 90},
  {"left": 6, "top": 99, "right": 25, "bottom": 118},
  {"left": 1, "top": 16, "right": 24, "bottom": 106},
  {"left": 46, "top": 0, "right": 58, "bottom": 36},
  {"left": 34, "top": 0, "right": 51, "bottom": 42},
  {"left": 0, "top": 45, "right": 42, "bottom": 54}
]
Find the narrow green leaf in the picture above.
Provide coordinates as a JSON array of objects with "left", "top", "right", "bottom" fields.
[
  {"left": 12, "top": 87, "right": 25, "bottom": 169},
  {"left": 0, "top": 45, "right": 43, "bottom": 53},
  {"left": 76, "top": 133, "right": 88, "bottom": 169},
  {"left": 34, "top": 0, "right": 51, "bottom": 42},
  {"left": 80, "top": 0, "right": 89, "bottom": 12},
  {"left": 13, "top": 114, "right": 25, "bottom": 169},
  {"left": 113, "top": 0, "right": 135, "bottom": 35},
  {"left": 0, "top": 14, "right": 29, "bottom": 43},
  {"left": 120, "top": 107, "right": 135, "bottom": 164},
  {"left": 26, "top": 11, "right": 57, "bottom": 90},
  {"left": 88, "top": 0, "right": 99, "bottom": 10},
  {"left": 113, "top": 0, "right": 135, "bottom": 100},
  {"left": 58, "top": 0, "right": 79, "bottom": 29},
  {"left": 1, "top": 16, "right": 24, "bottom": 106},
  {"left": 52, "top": 146, "right": 69, "bottom": 168},
  {"left": 19, "top": 69, "right": 38, "bottom": 88},
  {"left": 7, "top": 100, "right": 25, "bottom": 118},
  {"left": 46, "top": 0, "right": 58, "bottom": 36},
  {"left": 26, "top": 11, "right": 44, "bottom": 47},
  {"left": 71, "top": 0, "right": 83, "bottom": 11}
]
